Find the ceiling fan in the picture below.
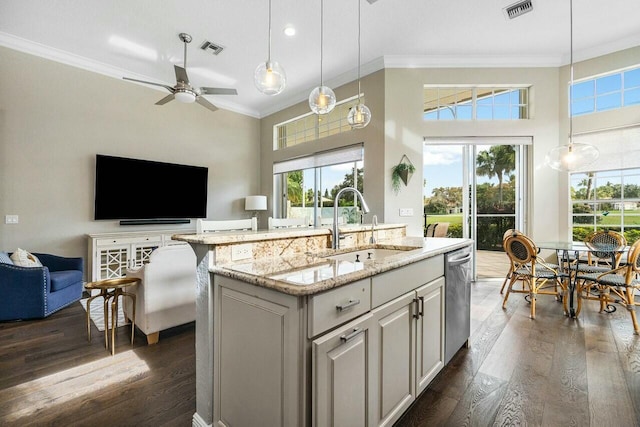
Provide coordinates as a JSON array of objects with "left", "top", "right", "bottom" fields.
[{"left": 123, "top": 33, "right": 237, "bottom": 112}]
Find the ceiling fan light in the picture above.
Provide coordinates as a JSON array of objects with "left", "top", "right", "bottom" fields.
[
  {"left": 175, "top": 90, "right": 196, "bottom": 103},
  {"left": 255, "top": 61, "right": 286, "bottom": 95},
  {"left": 347, "top": 103, "right": 371, "bottom": 129},
  {"left": 309, "top": 85, "right": 336, "bottom": 115}
]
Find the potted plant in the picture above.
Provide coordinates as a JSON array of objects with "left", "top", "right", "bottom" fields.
[{"left": 391, "top": 159, "right": 415, "bottom": 194}]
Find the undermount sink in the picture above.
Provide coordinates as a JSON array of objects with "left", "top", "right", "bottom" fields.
[{"left": 323, "top": 247, "right": 417, "bottom": 263}]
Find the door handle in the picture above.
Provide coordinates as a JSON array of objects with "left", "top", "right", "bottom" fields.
[
  {"left": 418, "top": 296, "right": 424, "bottom": 318},
  {"left": 413, "top": 298, "right": 420, "bottom": 319}
]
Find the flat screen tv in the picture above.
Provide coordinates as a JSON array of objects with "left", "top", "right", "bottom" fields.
[{"left": 94, "top": 154, "right": 208, "bottom": 224}]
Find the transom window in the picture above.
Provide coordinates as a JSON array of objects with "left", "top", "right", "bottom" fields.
[
  {"left": 423, "top": 86, "right": 529, "bottom": 120},
  {"left": 274, "top": 95, "right": 363, "bottom": 150},
  {"left": 571, "top": 65, "right": 640, "bottom": 116}
]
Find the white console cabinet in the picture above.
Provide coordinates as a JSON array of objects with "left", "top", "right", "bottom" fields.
[{"left": 87, "top": 229, "right": 191, "bottom": 282}]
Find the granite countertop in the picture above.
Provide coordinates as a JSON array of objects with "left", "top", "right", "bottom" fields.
[
  {"left": 172, "top": 223, "right": 405, "bottom": 245},
  {"left": 213, "top": 237, "right": 473, "bottom": 296}
]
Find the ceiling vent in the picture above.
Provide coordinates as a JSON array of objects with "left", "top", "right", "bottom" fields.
[
  {"left": 503, "top": 0, "right": 533, "bottom": 20},
  {"left": 200, "top": 41, "right": 225, "bottom": 55}
]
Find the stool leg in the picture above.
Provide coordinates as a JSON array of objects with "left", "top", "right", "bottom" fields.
[
  {"left": 122, "top": 291, "right": 137, "bottom": 346},
  {"left": 111, "top": 292, "right": 118, "bottom": 356},
  {"left": 85, "top": 291, "right": 103, "bottom": 342},
  {"left": 103, "top": 294, "right": 111, "bottom": 349}
]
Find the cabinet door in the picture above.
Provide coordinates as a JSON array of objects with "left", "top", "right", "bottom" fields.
[
  {"left": 415, "top": 276, "right": 445, "bottom": 395},
  {"left": 96, "top": 244, "right": 130, "bottom": 279},
  {"left": 371, "top": 292, "right": 416, "bottom": 427},
  {"left": 313, "top": 313, "right": 376, "bottom": 427},
  {"left": 217, "top": 284, "right": 300, "bottom": 427}
]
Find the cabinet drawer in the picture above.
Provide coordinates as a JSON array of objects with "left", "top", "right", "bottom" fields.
[
  {"left": 308, "top": 279, "right": 371, "bottom": 338},
  {"left": 371, "top": 256, "right": 444, "bottom": 308},
  {"left": 96, "top": 236, "right": 162, "bottom": 246}
]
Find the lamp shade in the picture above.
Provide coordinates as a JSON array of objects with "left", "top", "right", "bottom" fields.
[
  {"left": 347, "top": 103, "right": 371, "bottom": 129},
  {"left": 245, "top": 195, "right": 267, "bottom": 211},
  {"left": 545, "top": 143, "right": 600, "bottom": 172},
  {"left": 175, "top": 91, "right": 196, "bottom": 103},
  {"left": 309, "top": 85, "right": 336, "bottom": 115},
  {"left": 255, "top": 61, "right": 286, "bottom": 95}
]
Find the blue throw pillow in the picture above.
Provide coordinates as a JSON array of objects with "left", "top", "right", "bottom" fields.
[{"left": 0, "top": 251, "right": 13, "bottom": 265}]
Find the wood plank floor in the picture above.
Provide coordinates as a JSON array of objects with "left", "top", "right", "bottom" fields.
[{"left": 1, "top": 281, "right": 639, "bottom": 426}]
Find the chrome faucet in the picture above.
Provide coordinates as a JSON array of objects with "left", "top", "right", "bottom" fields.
[
  {"left": 369, "top": 214, "right": 378, "bottom": 244},
  {"left": 332, "top": 187, "right": 370, "bottom": 249}
]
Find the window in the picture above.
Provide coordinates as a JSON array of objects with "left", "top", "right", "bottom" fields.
[
  {"left": 571, "top": 65, "right": 640, "bottom": 116},
  {"left": 424, "top": 86, "right": 529, "bottom": 120},
  {"left": 274, "top": 96, "right": 364, "bottom": 150},
  {"left": 571, "top": 168, "right": 640, "bottom": 244},
  {"left": 273, "top": 145, "right": 365, "bottom": 226}
]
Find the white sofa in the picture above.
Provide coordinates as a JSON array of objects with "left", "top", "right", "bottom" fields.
[{"left": 124, "top": 244, "right": 197, "bottom": 344}]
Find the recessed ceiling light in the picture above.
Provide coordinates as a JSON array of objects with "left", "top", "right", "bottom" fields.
[{"left": 283, "top": 26, "right": 296, "bottom": 37}]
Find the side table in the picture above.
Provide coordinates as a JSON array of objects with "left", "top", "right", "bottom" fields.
[{"left": 85, "top": 277, "right": 140, "bottom": 355}]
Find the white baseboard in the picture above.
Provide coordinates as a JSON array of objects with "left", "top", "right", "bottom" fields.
[{"left": 192, "top": 412, "right": 211, "bottom": 427}]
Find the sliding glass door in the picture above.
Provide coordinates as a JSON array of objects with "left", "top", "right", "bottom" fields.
[{"left": 424, "top": 138, "right": 527, "bottom": 279}]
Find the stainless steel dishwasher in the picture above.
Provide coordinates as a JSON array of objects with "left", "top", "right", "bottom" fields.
[{"left": 444, "top": 245, "right": 473, "bottom": 364}]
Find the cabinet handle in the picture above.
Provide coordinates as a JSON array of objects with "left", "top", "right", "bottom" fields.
[
  {"left": 413, "top": 298, "right": 420, "bottom": 319},
  {"left": 336, "top": 299, "right": 360, "bottom": 312},
  {"left": 419, "top": 296, "right": 425, "bottom": 318},
  {"left": 340, "top": 327, "right": 363, "bottom": 342}
]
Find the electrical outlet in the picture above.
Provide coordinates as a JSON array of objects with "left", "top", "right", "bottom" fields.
[
  {"left": 231, "top": 243, "right": 253, "bottom": 261},
  {"left": 5, "top": 215, "right": 19, "bottom": 224},
  {"left": 399, "top": 208, "right": 414, "bottom": 217}
]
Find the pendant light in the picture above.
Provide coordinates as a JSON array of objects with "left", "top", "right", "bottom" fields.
[
  {"left": 254, "top": 0, "right": 286, "bottom": 95},
  {"left": 545, "top": 0, "right": 599, "bottom": 172},
  {"left": 309, "top": 0, "right": 336, "bottom": 114},
  {"left": 347, "top": 0, "right": 371, "bottom": 129}
]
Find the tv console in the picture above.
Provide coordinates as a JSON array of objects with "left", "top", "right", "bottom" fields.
[{"left": 87, "top": 229, "right": 194, "bottom": 282}]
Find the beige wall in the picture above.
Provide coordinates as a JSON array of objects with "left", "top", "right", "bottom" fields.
[{"left": 0, "top": 47, "right": 261, "bottom": 267}]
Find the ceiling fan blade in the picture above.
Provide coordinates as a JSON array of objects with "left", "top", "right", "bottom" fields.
[
  {"left": 155, "top": 94, "right": 175, "bottom": 105},
  {"left": 123, "top": 77, "right": 175, "bottom": 93},
  {"left": 174, "top": 65, "right": 190, "bottom": 84},
  {"left": 200, "top": 87, "right": 238, "bottom": 96},
  {"left": 196, "top": 96, "right": 219, "bottom": 112}
]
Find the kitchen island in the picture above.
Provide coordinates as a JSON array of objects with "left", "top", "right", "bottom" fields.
[{"left": 173, "top": 225, "right": 472, "bottom": 427}]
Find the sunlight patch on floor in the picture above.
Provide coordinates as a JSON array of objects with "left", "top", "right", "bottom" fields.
[{"left": 1, "top": 350, "right": 150, "bottom": 422}]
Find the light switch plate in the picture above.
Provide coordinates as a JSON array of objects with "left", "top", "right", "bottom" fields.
[
  {"left": 5, "top": 215, "right": 19, "bottom": 224},
  {"left": 231, "top": 243, "right": 253, "bottom": 261},
  {"left": 399, "top": 208, "right": 413, "bottom": 217}
]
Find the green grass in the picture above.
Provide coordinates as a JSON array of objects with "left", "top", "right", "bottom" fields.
[{"left": 425, "top": 214, "right": 463, "bottom": 225}]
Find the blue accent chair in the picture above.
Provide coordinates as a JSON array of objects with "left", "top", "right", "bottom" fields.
[{"left": 0, "top": 253, "right": 84, "bottom": 321}]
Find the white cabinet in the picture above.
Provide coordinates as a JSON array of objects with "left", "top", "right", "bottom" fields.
[
  {"left": 371, "top": 292, "right": 416, "bottom": 427},
  {"left": 87, "top": 229, "right": 191, "bottom": 282},
  {"left": 313, "top": 313, "right": 376, "bottom": 427},
  {"left": 415, "top": 277, "right": 445, "bottom": 395},
  {"left": 371, "top": 276, "right": 445, "bottom": 427}
]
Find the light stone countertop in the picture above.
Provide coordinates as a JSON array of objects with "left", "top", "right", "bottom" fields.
[
  {"left": 172, "top": 223, "right": 404, "bottom": 245},
  {"left": 212, "top": 237, "right": 473, "bottom": 296}
]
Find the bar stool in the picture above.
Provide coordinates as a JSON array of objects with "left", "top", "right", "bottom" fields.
[{"left": 85, "top": 277, "right": 140, "bottom": 355}]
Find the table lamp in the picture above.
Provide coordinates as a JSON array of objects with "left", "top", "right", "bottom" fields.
[{"left": 245, "top": 195, "right": 267, "bottom": 218}]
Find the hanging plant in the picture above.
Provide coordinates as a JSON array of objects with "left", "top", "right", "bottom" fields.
[{"left": 391, "top": 155, "right": 415, "bottom": 194}]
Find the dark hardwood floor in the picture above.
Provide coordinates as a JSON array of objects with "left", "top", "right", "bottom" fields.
[{"left": 1, "top": 281, "right": 639, "bottom": 426}]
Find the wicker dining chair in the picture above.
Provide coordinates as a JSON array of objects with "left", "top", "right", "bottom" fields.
[
  {"left": 500, "top": 229, "right": 527, "bottom": 294},
  {"left": 576, "top": 239, "right": 640, "bottom": 334},
  {"left": 576, "top": 230, "right": 627, "bottom": 274},
  {"left": 502, "top": 233, "right": 566, "bottom": 319}
]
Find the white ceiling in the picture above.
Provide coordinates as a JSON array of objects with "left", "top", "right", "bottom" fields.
[{"left": 1, "top": 0, "right": 639, "bottom": 118}]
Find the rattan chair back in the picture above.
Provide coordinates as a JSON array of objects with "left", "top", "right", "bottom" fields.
[
  {"left": 504, "top": 234, "right": 536, "bottom": 268},
  {"left": 624, "top": 240, "right": 640, "bottom": 281},
  {"left": 585, "top": 230, "right": 627, "bottom": 266}
]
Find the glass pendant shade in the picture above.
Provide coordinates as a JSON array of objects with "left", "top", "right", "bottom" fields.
[
  {"left": 254, "top": 60, "right": 286, "bottom": 95},
  {"left": 309, "top": 85, "right": 336, "bottom": 115},
  {"left": 175, "top": 91, "right": 196, "bottom": 103},
  {"left": 545, "top": 142, "right": 599, "bottom": 172},
  {"left": 347, "top": 103, "right": 371, "bottom": 129}
]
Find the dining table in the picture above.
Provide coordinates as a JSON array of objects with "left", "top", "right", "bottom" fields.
[{"left": 536, "top": 241, "right": 628, "bottom": 318}]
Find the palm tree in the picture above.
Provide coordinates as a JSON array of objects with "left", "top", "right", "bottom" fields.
[{"left": 476, "top": 145, "right": 515, "bottom": 206}]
